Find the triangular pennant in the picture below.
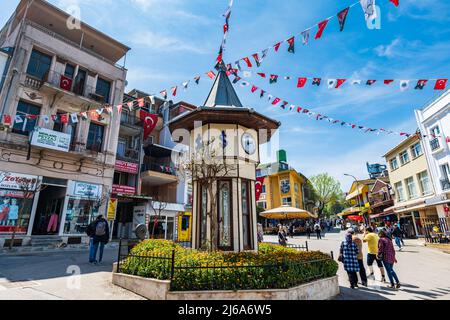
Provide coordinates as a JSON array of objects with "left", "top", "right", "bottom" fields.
[
  {"left": 243, "top": 57, "right": 253, "bottom": 68},
  {"left": 271, "top": 97, "right": 281, "bottom": 105},
  {"left": 206, "top": 71, "right": 216, "bottom": 79},
  {"left": 415, "top": 79, "right": 428, "bottom": 90},
  {"left": 70, "top": 113, "right": 78, "bottom": 124},
  {"left": 327, "top": 79, "right": 337, "bottom": 89},
  {"left": 127, "top": 101, "right": 134, "bottom": 111},
  {"left": 116, "top": 104, "right": 123, "bottom": 114},
  {"left": 261, "top": 49, "right": 269, "bottom": 60},
  {"left": 232, "top": 76, "right": 241, "bottom": 84},
  {"left": 337, "top": 7, "right": 350, "bottom": 32},
  {"left": 400, "top": 80, "right": 410, "bottom": 91},
  {"left": 384, "top": 79, "right": 394, "bottom": 85},
  {"left": 301, "top": 29, "right": 310, "bottom": 45},
  {"left": 137, "top": 98, "right": 145, "bottom": 107},
  {"left": 360, "top": 0, "right": 377, "bottom": 21},
  {"left": 80, "top": 112, "right": 88, "bottom": 120},
  {"left": 42, "top": 115, "right": 50, "bottom": 124},
  {"left": 260, "top": 90, "right": 265, "bottom": 98},
  {"left": 251, "top": 85, "right": 258, "bottom": 93},
  {"left": 297, "top": 77, "right": 307, "bottom": 88},
  {"left": 235, "top": 61, "right": 242, "bottom": 71},
  {"left": 171, "top": 86, "right": 177, "bottom": 97},
  {"left": 252, "top": 53, "right": 261, "bottom": 67},
  {"left": 269, "top": 75, "right": 278, "bottom": 84},
  {"left": 105, "top": 106, "right": 113, "bottom": 115},
  {"left": 194, "top": 76, "right": 201, "bottom": 84},
  {"left": 352, "top": 80, "right": 362, "bottom": 85},
  {"left": 286, "top": 37, "right": 295, "bottom": 53},
  {"left": 160, "top": 90, "right": 168, "bottom": 99},
  {"left": 240, "top": 81, "right": 250, "bottom": 87},
  {"left": 60, "top": 113, "right": 68, "bottom": 124},
  {"left": 257, "top": 73, "right": 266, "bottom": 78},
  {"left": 366, "top": 80, "right": 377, "bottom": 86},
  {"left": 315, "top": 19, "right": 330, "bottom": 39},
  {"left": 243, "top": 71, "right": 252, "bottom": 78},
  {"left": 274, "top": 42, "right": 282, "bottom": 52},
  {"left": 182, "top": 81, "right": 190, "bottom": 90},
  {"left": 336, "top": 79, "right": 346, "bottom": 88},
  {"left": 390, "top": 0, "right": 399, "bottom": 7},
  {"left": 312, "top": 78, "right": 321, "bottom": 86}
]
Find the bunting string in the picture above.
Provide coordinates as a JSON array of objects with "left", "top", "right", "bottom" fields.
[{"left": 217, "top": 0, "right": 235, "bottom": 64}]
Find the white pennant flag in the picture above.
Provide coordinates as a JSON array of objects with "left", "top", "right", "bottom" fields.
[
  {"left": 70, "top": 113, "right": 78, "bottom": 123},
  {"left": 149, "top": 95, "right": 155, "bottom": 106},
  {"left": 240, "top": 81, "right": 250, "bottom": 87},
  {"left": 261, "top": 49, "right": 269, "bottom": 60},
  {"left": 301, "top": 29, "right": 310, "bottom": 45},
  {"left": 243, "top": 71, "right": 252, "bottom": 78},
  {"left": 360, "top": 0, "right": 377, "bottom": 21},
  {"left": 14, "top": 115, "right": 23, "bottom": 124},
  {"left": 327, "top": 79, "right": 337, "bottom": 89},
  {"left": 268, "top": 94, "right": 273, "bottom": 101},
  {"left": 182, "top": 81, "right": 190, "bottom": 91},
  {"left": 352, "top": 79, "right": 362, "bottom": 85},
  {"left": 42, "top": 115, "right": 50, "bottom": 124},
  {"left": 400, "top": 80, "right": 410, "bottom": 92}
]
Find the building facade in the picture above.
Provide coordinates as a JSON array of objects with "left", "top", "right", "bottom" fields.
[
  {"left": 0, "top": 0, "right": 129, "bottom": 247},
  {"left": 383, "top": 135, "right": 437, "bottom": 238},
  {"left": 415, "top": 89, "right": 450, "bottom": 236}
]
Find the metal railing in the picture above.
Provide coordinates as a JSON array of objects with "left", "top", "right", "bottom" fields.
[
  {"left": 430, "top": 138, "right": 440, "bottom": 151},
  {"left": 266, "top": 242, "right": 309, "bottom": 252},
  {"left": 116, "top": 147, "right": 139, "bottom": 162},
  {"left": 120, "top": 114, "right": 142, "bottom": 127},
  {"left": 420, "top": 218, "right": 450, "bottom": 243},
  {"left": 440, "top": 178, "right": 450, "bottom": 191},
  {"left": 141, "top": 163, "right": 177, "bottom": 176}
]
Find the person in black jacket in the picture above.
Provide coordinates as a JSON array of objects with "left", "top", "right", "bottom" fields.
[
  {"left": 87, "top": 215, "right": 110, "bottom": 264},
  {"left": 392, "top": 225, "right": 403, "bottom": 251}
]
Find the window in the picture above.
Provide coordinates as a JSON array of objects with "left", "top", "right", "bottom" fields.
[
  {"left": 280, "top": 179, "right": 290, "bottom": 194},
  {"left": 405, "top": 177, "right": 417, "bottom": 199},
  {"left": 95, "top": 77, "right": 111, "bottom": 103},
  {"left": 390, "top": 158, "right": 399, "bottom": 171},
  {"left": 241, "top": 180, "right": 252, "bottom": 250},
  {"left": 282, "top": 197, "right": 292, "bottom": 206},
  {"left": 441, "top": 164, "right": 450, "bottom": 180},
  {"left": 113, "top": 172, "right": 135, "bottom": 187},
  {"left": 411, "top": 142, "right": 422, "bottom": 158},
  {"left": 418, "top": 171, "right": 431, "bottom": 195},
  {"left": 399, "top": 150, "right": 410, "bottom": 165},
  {"left": 117, "top": 137, "right": 127, "bottom": 157},
  {"left": 430, "top": 126, "right": 441, "bottom": 151},
  {"left": 218, "top": 180, "right": 232, "bottom": 249},
  {"left": 64, "top": 64, "right": 75, "bottom": 78},
  {"left": 261, "top": 185, "right": 266, "bottom": 193},
  {"left": 0, "top": 191, "right": 35, "bottom": 234},
  {"left": 181, "top": 215, "right": 190, "bottom": 231},
  {"left": 86, "top": 122, "right": 104, "bottom": 151},
  {"left": 199, "top": 186, "right": 208, "bottom": 248},
  {"left": 294, "top": 183, "right": 299, "bottom": 193},
  {"left": 12, "top": 101, "right": 40, "bottom": 136},
  {"left": 26, "top": 49, "right": 52, "bottom": 80},
  {"left": 395, "top": 182, "right": 405, "bottom": 202},
  {"left": 63, "top": 198, "right": 99, "bottom": 235},
  {"left": 257, "top": 201, "right": 267, "bottom": 210}
]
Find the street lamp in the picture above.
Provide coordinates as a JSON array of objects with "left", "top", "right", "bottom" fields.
[{"left": 344, "top": 173, "right": 366, "bottom": 226}]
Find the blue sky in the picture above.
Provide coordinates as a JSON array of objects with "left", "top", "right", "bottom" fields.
[{"left": 2, "top": 0, "right": 450, "bottom": 191}]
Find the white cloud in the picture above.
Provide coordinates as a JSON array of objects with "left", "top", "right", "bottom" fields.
[{"left": 374, "top": 38, "right": 402, "bottom": 58}]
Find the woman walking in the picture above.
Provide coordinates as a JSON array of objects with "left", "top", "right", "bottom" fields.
[
  {"left": 278, "top": 225, "right": 287, "bottom": 246},
  {"left": 378, "top": 229, "right": 401, "bottom": 289},
  {"left": 339, "top": 232, "right": 360, "bottom": 289}
]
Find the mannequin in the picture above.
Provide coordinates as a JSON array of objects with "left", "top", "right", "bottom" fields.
[{"left": 47, "top": 212, "right": 59, "bottom": 233}]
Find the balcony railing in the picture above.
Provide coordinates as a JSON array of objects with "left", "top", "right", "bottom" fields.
[
  {"left": 441, "top": 178, "right": 450, "bottom": 191},
  {"left": 141, "top": 163, "right": 177, "bottom": 176},
  {"left": 430, "top": 138, "right": 440, "bottom": 151},
  {"left": 116, "top": 147, "right": 139, "bottom": 162},
  {"left": 120, "top": 114, "right": 142, "bottom": 127}
]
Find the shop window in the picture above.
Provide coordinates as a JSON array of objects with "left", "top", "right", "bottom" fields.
[
  {"left": 218, "top": 180, "right": 232, "bottom": 249},
  {"left": 96, "top": 77, "right": 111, "bottom": 103},
  {"left": 63, "top": 198, "right": 99, "bottom": 235},
  {"left": 12, "top": 100, "right": 40, "bottom": 136},
  {"left": 26, "top": 49, "right": 52, "bottom": 80},
  {"left": 86, "top": 122, "right": 104, "bottom": 151},
  {"left": 0, "top": 190, "right": 34, "bottom": 234}
]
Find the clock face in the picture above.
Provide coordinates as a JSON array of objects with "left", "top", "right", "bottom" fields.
[{"left": 241, "top": 133, "right": 256, "bottom": 155}]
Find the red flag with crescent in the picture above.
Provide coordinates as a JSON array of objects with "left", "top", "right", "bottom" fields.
[
  {"left": 255, "top": 177, "right": 265, "bottom": 201},
  {"left": 140, "top": 110, "right": 158, "bottom": 140}
]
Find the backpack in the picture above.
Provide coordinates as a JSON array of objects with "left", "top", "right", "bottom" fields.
[{"left": 95, "top": 220, "right": 107, "bottom": 236}]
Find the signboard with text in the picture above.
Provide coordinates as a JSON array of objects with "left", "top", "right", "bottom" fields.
[
  {"left": 73, "top": 182, "right": 102, "bottom": 199},
  {"left": 0, "top": 171, "right": 38, "bottom": 191},
  {"left": 115, "top": 160, "right": 139, "bottom": 174},
  {"left": 112, "top": 184, "right": 136, "bottom": 195},
  {"left": 31, "top": 127, "right": 71, "bottom": 152},
  {"left": 107, "top": 198, "right": 118, "bottom": 221}
]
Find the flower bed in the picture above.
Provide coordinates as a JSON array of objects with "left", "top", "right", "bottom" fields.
[{"left": 119, "top": 240, "right": 338, "bottom": 291}]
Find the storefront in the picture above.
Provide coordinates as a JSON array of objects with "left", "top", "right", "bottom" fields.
[{"left": 147, "top": 203, "right": 186, "bottom": 241}]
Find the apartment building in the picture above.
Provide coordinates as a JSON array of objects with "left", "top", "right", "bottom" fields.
[
  {"left": 415, "top": 90, "right": 450, "bottom": 236},
  {"left": 383, "top": 135, "right": 438, "bottom": 237},
  {"left": 0, "top": 0, "right": 129, "bottom": 247}
]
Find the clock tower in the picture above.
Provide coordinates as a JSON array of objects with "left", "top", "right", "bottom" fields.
[{"left": 169, "top": 63, "right": 280, "bottom": 252}]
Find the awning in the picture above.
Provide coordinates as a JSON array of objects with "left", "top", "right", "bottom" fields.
[
  {"left": 345, "top": 185, "right": 365, "bottom": 201},
  {"left": 260, "top": 206, "right": 317, "bottom": 220},
  {"left": 338, "top": 206, "right": 365, "bottom": 217}
]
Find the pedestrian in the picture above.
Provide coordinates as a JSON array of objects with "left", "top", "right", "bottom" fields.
[
  {"left": 378, "top": 229, "right": 401, "bottom": 289},
  {"left": 339, "top": 231, "right": 360, "bottom": 289},
  {"left": 278, "top": 225, "right": 287, "bottom": 246},
  {"left": 314, "top": 221, "right": 322, "bottom": 239},
  {"left": 348, "top": 228, "right": 367, "bottom": 286},
  {"left": 392, "top": 224, "right": 403, "bottom": 251},
  {"left": 306, "top": 223, "right": 311, "bottom": 239},
  {"left": 86, "top": 215, "right": 110, "bottom": 265},
  {"left": 289, "top": 223, "right": 294, "bottom": 238},
  {"left": 257, "top": 223, "right": 264, "bottom": 243},
  {"left": 363, "top": 227, "right": 386, "bottom": 282}
]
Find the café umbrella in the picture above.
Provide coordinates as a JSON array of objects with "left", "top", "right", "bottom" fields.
[{"left": 259, "top": 206, "right": 317, "bottom": 220}]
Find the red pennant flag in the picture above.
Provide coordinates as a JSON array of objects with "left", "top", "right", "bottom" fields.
[
  {"left": 337, "top": 7, "right": 350, "bottom": 32},
  {"left": 446, "top": 136, "right": 450, "bottom": 143},
  {"left": 274, "top": 42, "right": 282, "bottom": 52},
  {"left": 366, "top": 80, "right": 377, "bottom": 86},
  {"left": 206, "top": 71, "right": 216, "bottom": 79},
  {"left": 384, "top": 80, "right": 394, "bottom": 85},
  {"left": 223, "top": 23, "right": 228, "bottom": 34},
  {"left": 2, "top": 115, "right": 11, "bottom": 126},
  {"left": 216, "top": 53, "right": 222, "bottom": 64},
  {"left": 243, "top": 57, "right": 253, "bottom": 68},
  {"left": 257, "top": 73, "right": 266, "bottom": 78},
  {"left": 315, "top": 19, "right": 329, "bottom": 39},
  {"left": 137, "top": 98, "right": 145, "bottom": 107},
  {"left": 297, "top": 77, "right": 307, "bottom": 88},
  {"left": 251, "top": 85, "right": 258, "bottom": 93},
  {"left": 171, "top": 86, "right": 177, "bottom": 96},
  {"left": 336, "top": 79, "right": 346, "bottom": 88},
  {"left": 297, "top": 107, "right": 302, "bottom": 113},
  {"left": 89, "top": 110, "right": 99, "bottom": 121},
  {"left": 390, "top": 0, "right": 399, "bottom": 6},
  {"left": 160, "top": 90, "right": 167, "bottom": 99},
  {"left": 60, "top": 113, "right": 68, "bottom": 124},
  {"left": 434, "top": 79, "right": 448, "bottom": 90},
  {"left": 140, "top": 110, "right": 158, "bottom": 140},
  {"left": 271, "top": 98, "right": 281, "bottom": 105},
  {"left": 116, "top": 104, "right": 123, "bottom": 114},
  {"left": 255, "top": 177, "right": 265, "bottom": 201},
  {"left": 252, "top": 53, "right": 261, "bottom": 67}
]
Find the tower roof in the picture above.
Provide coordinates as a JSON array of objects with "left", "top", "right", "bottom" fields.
[{"left": 203, "top": 63, "right": 244, "bottom": 108}]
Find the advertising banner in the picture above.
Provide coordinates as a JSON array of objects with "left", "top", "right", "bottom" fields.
[
  {"left": 31, "top": 127, "right": 71, "bottom": 152},
  {"left": 115, "top": 160, "right": 139, "bottom": 174}
]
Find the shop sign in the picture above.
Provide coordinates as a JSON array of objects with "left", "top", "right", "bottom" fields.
[
  {"left": 0, "top": 171, "right": 38, "bottom": 191},
  {"left": 115, "top": 160, "right": 139, "bottom": 174},
  {"left": 73, "top": 182, "right": 102, "bottom": 199},
  {"left": 112, "top": 184, "right": 136, "bottom": 195},
  {"left": 107, "top": 198, "right": 118, "bottom": 221},
  {"left": 30, "top": 127, "right": 71, "bottom": 152}
]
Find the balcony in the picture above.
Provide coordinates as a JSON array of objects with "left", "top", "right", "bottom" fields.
[
  {"left": 141, "top": 162, "right": 178, "bottom": 187},
  {"left": 116, "top": 147, "right": 139, "bottom": 163},
  {"left": 119, "top": 114, "right": 142, "bottom": 136},
  {"left": 430, "top": 138, "right": 441, "bottom": 152},
  {"left": 441, "top": 178, "right": 450, "bottom": 191}
]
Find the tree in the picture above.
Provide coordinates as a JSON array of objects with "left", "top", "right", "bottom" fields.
[
  {"left": 176, "top": 137, "right": 236, "bottom": 251},
  {"left": 148, "top": 195, "right": 168, "bottom": 239},
  {"left": 309, "top": 173, "right": 343, "bottom": 217}
]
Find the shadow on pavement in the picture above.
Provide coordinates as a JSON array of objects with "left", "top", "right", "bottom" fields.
[
  {"left": 0, "top": 248, "right": 117, "bottom": 282},
  {"left": 334, "top": 286, "right": 390, "bottom": 300}
]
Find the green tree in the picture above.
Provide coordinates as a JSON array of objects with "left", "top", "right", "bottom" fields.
[{"left": 309, "top": 173, "right": 343, "bottom": 217}]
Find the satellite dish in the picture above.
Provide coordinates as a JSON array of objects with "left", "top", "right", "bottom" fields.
[
  {"left": 125, "top": 80, "right": 129, "bottom": 87},
  {"left": 134, "top": 224, "right": 148, "bottom": 240}
]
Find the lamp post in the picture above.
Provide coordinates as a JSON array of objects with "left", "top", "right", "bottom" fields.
[{"left": 344, "top": 173, "right": 367, "bottom": 226}]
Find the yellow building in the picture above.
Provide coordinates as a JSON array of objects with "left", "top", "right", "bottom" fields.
[{"left": 256, "top": 150, "right": 314, "bottom": 213}]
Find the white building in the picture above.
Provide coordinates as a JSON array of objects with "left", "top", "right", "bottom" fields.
[{"left": 415, "top": 90, "right": 450, "bottom": 232}]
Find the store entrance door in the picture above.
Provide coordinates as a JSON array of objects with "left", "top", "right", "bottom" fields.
[{"left": 32, "top": 185, "right": 67, "bottom": 235}]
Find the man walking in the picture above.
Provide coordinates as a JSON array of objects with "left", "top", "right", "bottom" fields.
[
  {"left": 363, "top": 227, "right": 386, "bottom": 282},
  {"left": 314, "top": 221, "right": 322, "bottom": 240},
  {"left": 87, "top": 215, "right": 110, "bottom": 264},
  {"left": 392, "top": 224, "right": 403, "bottom": 251}
]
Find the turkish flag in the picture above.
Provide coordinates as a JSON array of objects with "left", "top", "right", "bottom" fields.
[
  {"left": 255, "top": 177, "right": 265, "bottom": 201},
  {"left": 384, "top": 79, "right": 394, "bottom": 85},
  {"left": 434, "top": 79, "right": 448, "bottom": 90},
  {"left": 3, "top": 115, "right": 11, "bottom": 126},
  {"left": 315, "top": 19, "right": 329, "bottom": 39},
  {"left": 60, "top": 113, "right": 68, "bottom": 124},
  {"left": 390, "top": 0, "right": 399, "bottom": 7},
  {"left": 140, "top": 110, "right": 158, "bottom": 140},
  {"left": 59, "top": 75, "right": 73, "bottom": 91},
  {"left": 297, "top": 77, "right": 307, "bottom": 88},
  {"left": 336, "top": 79, "right": 346, "bottom": 88}
]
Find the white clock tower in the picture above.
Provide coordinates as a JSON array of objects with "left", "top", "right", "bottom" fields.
[{"left": 169, "top": 64, "right": 280, "bottom": 252}]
